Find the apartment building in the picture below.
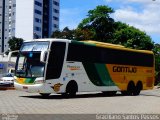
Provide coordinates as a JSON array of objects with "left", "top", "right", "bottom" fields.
[{"left": 0, "top": 0, "right": 60, "bottom": 53}]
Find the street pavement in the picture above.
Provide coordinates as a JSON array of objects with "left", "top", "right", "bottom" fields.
[{"left": 0, "top": 88, "right": 160, "bottom": 120}]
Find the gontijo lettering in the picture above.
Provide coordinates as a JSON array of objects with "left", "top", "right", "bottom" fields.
[{"left": 113, "top": 66, "right": 137, "bottom": 73}]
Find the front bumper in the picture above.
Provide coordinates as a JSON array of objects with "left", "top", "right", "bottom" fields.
[{"left": 14, "top": 82, "right": 54, "bottom": 93}]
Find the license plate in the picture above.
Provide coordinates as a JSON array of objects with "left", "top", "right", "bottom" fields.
[{"left": 23, "top": 86, "right": 28, "bottom": 89}]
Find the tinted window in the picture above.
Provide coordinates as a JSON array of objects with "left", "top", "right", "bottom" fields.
[
  {"left": 67, "top": 42, "right": 154, "bottom": 67},
  {"left": 46, "top": 42, "right": 66, "bottom": 79}
]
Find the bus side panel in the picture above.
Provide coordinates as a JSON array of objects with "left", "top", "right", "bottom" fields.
[
  {"left": 106, "top": 64, "right": 155, "bottom": 91},
  {"left": 82, "top": 62, "right": 154, "bottom": 92},
  {"left": 57, "top": 62, "right": 119, "bottom": 93},
  {"left": 82, "top": 62, "right": 117, "bottom": 86}
]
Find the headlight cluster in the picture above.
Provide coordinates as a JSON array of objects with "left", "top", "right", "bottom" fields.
[{"left": 34, "top": 80, "right": 45, "bottom": 84}]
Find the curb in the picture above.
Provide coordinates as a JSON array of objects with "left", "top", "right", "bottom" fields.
[
  {"left": 0, "top": 87, "right": 15, "bottom": 90},
  {"left": 154, "top": 86, "right": 160, "bottom": 89}
]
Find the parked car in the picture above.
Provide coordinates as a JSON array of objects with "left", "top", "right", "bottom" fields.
[{"left": 0, "top": 73, "right": 14, "bottom": 87}]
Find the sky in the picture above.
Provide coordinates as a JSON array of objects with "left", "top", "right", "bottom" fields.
[{"left": 60, "top": 0, "right": 160, "bottom": 44}]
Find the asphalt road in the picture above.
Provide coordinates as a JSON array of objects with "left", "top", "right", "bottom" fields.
[{"left": 0, "top": 88, "right": 160, "bottom": 120}]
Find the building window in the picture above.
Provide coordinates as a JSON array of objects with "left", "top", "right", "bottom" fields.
[
  {"left": 35, "top": 9, "right": 42, "bottom": 15},
  {"left": 54, "top": 9, "right": 59, "bottom": 13},
  {"left": 12, "top": 28, "right": 15, "bottom": 31},
  {"left": 34, "top": 26, "right": 41, "bottom": 32},
  {"left": 54, "top": 24, "right": 58, "bottom": 28},
  {"left": 53, "top": 16, "right": 58, "bottom": 21},
  {"left": 13, "top": 4, "right": 16, "bottom": 7},
  {"left": 53, "top": 1, "right": 59, "bottom": 6},
  {"left": 35, "top": 1, "right": 42, "bottom": 7},
  {"left": 12, "top": 20, "right": 15, "bottom": 23},
  {"left": 34, "top": 33, "right": 41, "bottom": 38},
  {"left": 35, "top": 18, "right": 41, "bottom": 23}
]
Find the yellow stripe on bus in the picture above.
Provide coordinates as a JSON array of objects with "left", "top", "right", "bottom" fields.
[{"left": 106, "top": 64, "right": 154, "bottom": 90}]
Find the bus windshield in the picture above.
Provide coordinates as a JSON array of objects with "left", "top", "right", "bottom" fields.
[
  {"left": 15, "top": 52, "right": 45, "bottom": 78},
  {"left": 15, "top": 41, "right": 49, "bottom": 78},
  {"left": 20, "top": 41, "right": 49, "bottom": 51}
]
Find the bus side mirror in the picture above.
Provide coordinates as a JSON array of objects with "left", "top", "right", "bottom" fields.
[
  {"left": 8, "top": 50, "right": 19, "bottom": 62},
  {"left": 40, "top": 51, "right": 48, "bottom": 63}
]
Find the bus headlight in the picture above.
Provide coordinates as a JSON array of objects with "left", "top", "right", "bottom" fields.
[{"left": 34, "top": 80, "right": 45, "bottom": 84}]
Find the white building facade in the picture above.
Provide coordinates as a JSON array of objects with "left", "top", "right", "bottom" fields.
[{"left": 0, "top": 0, "right": 60, "bottom": 53}]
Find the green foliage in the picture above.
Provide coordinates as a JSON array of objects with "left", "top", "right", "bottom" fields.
[
  {"left": 51, "top": 30, "right": 62, "bottom": 38},
  {"left": 51, "top": 5, "right": 154, "bottom": 50},
  {"left": 51, "top": 27, "right": 75, "bottom": 40},
  {"left": 113, "top": 22, "right": 154, "bottom": 50},
  {"left": 153, "top": 44, "right": 160, "bottom": 85},
  {"left": 75, "top": 28, "right": 95, "bottom": 41},
  {"left": 78, "top": 5, "right": 115, "bottom": 42},
  {"left": 78, "top": 5, "right": 114, "bottom": 28},
  {"left": 8, "top": 37, "right": 23, "bottom": 51}
]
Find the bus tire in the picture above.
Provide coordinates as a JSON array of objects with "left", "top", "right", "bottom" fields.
[
  {"left": 127, "top": 81, "right": 135, "bottom": 96},
  {"left": 66, "top": 80, "right": 78, "bottom": 97},
  {"left": 121, "top": 81, "right": 135, "bottom": 96},
  {"left": 133, "top": 81, "right": 142, "bottom": 96},
  {"left": 40, "top": 93, "right": 51, "bottom": 97}
]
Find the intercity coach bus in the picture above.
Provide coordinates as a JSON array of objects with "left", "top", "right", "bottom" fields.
[{"left": 14, "top": 39, "right": 155, "bottom": 97}]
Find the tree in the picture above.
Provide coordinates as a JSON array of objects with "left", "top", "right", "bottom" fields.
[
  {"left": 51, "top": 30, "right": 62, "bottom": 38},
  {"left": 78, "top": 5, "right": 115, "bottom": 42},
  {"left": 153, "top": 43, "right": 160, "bottom": 85},
  {"left": 74, "top": 28, "right": 95, "bottom": 41},
  {"left": 51, "top": 5, "right": 154, "bottom": 51},
  {"left": 77, "top": 6, "right": 154, "bottom": 50},
  {"left": 51, "top": 27, "right": 75, "bottom": 40},
  {"left": 113, "top": 22, "right": 154, "bottom": 50},
  {"left": 8, "top": 37, "right": 23, "bottom": 51}
]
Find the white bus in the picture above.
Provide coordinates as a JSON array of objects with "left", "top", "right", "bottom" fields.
[{"left": 14, "top": 39, "right": 155, "bottom": 97}]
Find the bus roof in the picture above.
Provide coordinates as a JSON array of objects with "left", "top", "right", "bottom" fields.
[
  {"left": 79, "top": 40, "right": 153, "bottom": 55},
  {"left": 23, "top": 38, "right": 71, "bottom": 43},
  {"left": 23, "top": 39, "right": 153, "bottom": 55}
]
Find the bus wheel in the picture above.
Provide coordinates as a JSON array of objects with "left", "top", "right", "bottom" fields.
[
  {"left": 102, "top": 91, "right": 117, "bottom": 96},
  {"left": 127, "top": 81, "right": 136, "bottom": 96},
  {"left": 121, "top": 81, "right": 135, "bottom": 96},
  {"left": 133, "top": 81, "right": 142, "bottom": 96},
  {"left": 66, "top": 81, "right": 78, "bottom": 97},
  {"left": 40, "top": 93, "right": 51, "bottom": 97}
]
